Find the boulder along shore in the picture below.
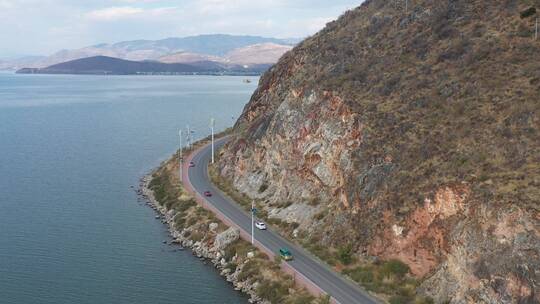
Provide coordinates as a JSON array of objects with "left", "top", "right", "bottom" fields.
[
  {"left": 137, "top": 158, "right": 325, "bottom": 304},
  {"left": 138, "top": 173, "right": 266, "bottom": 304}
]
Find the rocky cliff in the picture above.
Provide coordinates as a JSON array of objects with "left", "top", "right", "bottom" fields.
[{"left": 217, "top": 1, "right": 540, "bottom": 303}]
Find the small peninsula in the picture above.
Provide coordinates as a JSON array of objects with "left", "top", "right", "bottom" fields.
[{"left": 16, "top": 56, "right": 270, "bottom": 76}]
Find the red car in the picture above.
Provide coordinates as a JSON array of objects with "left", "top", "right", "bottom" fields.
[{"left": 203, "top": 191, "right": 212, "bottom": 197}]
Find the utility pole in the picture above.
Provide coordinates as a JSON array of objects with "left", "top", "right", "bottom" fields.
[
  {"left": 210, "top": 118, "right": 215, "bottom": 164},
  {"left": 251, "top": 201, "right": 256, "bottom": 245},
  {"left": 186, "top": 125, "right": 191, "bottom": 150},
  {"left": 405, "top": 0, "right": 408, "bottom": 13},
  {"left": 534, "top": 17, "right": 538, "bottom": 40},
  {"left": 178, "top": 129, "right": 183, "bottom": 181}
]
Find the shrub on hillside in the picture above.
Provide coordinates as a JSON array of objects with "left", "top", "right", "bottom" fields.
[
  {"left": 382, "top": 259, "right": 410, "bottom": 278},
  {"left": 337, "top": 244, "right": 354, "bottom": 265}
]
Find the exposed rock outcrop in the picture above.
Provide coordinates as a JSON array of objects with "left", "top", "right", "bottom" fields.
[
  {"left": 218, "top": 0, "right": 540, "bottom": 303},
  {"left": 214, "top": 227, "right": 240, "bottom": 251}
]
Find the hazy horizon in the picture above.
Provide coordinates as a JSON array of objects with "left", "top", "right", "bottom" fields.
[
  {"left": 0, "top": 0, "right": 363, "bottom": 58},
  {"left": 0, "top": 34, "right": 299, "bottom": 60}
]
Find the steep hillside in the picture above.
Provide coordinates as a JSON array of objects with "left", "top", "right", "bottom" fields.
[
  {"left": 158, "top": 52, "right": 226, "bottom": 64},
  {"left": 217, "top": 1, "right": 540, "bottom": 303},
  {"left": 224, "top": 43, "right": 294, "bottom": 65},
  {"left": 157, "top": 43, "right": 292, "bottom": 66}
]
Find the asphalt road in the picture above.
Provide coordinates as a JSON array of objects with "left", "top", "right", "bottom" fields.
[{"left": 187, "top": 138, "right": 379, "bottom": 304}]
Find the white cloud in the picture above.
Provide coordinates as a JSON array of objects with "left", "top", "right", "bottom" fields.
[
  {"left": 194, "top": 0, "right": 282, "bottom": 15},
  {"left": 85, "top": 5, "right": 180, "bottom": 21},
  {"left": 0, "top": 0, "right": 14, "bottom": 9},
  {"left": 289, "top": 16, "right": 335, "bottom": 35},
  {"left": 116, "top": 0, "right": 161, "bottom": 2},
  {"left": 147, "top": 6, "right": 179, "bottom": 16},
  {"left": 85, "top": 6, "right": 144, "bottom": 20}
]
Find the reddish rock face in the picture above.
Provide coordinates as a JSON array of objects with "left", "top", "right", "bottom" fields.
[
  {"left": 370, "top": 185, "right": 470, "bottom": 277},
  {"left": 219, "top": 0, "right": 540, "bottom": 303}
]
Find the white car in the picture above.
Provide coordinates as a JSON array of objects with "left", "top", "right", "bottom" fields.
[{"left": 255, "top": 221, "right": 267, "bottom": 230}]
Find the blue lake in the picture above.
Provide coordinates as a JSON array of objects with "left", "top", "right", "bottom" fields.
[{"left": 0, "top": 73, "right": 257, "bottom": 304}]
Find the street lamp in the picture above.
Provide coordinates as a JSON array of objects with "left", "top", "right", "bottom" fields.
[
  {"left": 178, "top": 129, "right": 183, "bottom": 181},
  {"left": 186, "top": 125, "right": 190, "bottom": 150},
  {"left": 210, "top": 118, "right": 215, "bottom": 164},
  {"left": 186, "top": 125, "right": 195, "bottom": 150},
  {"left": 251, "top": 201, "right": 257, "bottom": 245}
]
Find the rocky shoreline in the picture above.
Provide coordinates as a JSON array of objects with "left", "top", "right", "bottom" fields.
[{"left": 137, "top": 173, "right": 268, "bottom": 304}]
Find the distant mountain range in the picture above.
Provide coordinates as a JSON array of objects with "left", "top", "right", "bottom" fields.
[
  {"left": 2, "top": 34, "right": 297, "bottom": 71},
  {"left": 157, "top": 43, "right": 293, "bottom": 66},
  {"left": 16, "top": 56, "right": 271, "bottom": 76}
]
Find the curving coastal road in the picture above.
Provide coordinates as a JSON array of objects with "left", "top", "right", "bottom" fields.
[{"left": 184, "top": 138, "right": 379, "bottom": 304}]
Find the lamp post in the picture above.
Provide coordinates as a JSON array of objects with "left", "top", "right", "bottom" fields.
[
  {"left": 534, "top": 17, "right": 538, "bottom": 40},
  {"left": 186, "top": 125, "right": 191, "bottom": 150},
  {"left": 210, "top": 118, "right": 215, "bottom": 164},
  {"left": 178, "top": 129, "right": 183, "bottom": 181},
  {"left": 251, "top": 201, "right": 257, "bottom": 245}
]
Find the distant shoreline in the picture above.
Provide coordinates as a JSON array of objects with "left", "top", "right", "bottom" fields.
[
  {"left": 15, "top": 56, "right": 271, "bottom": 77},
  {"left": 8, "top": 70, "right": 261, "bottom": 77},
  {"left": 15, "top": 70, "right": 264, "bottom": 76}
]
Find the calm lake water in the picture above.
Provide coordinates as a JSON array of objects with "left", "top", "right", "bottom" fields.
[{"left": 0, "top": 73, "right": 257, "bottom": 304}]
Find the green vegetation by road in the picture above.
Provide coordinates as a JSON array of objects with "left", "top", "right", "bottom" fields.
[{"left": 148, "top": 145, "right": 332, "bottom": 304}]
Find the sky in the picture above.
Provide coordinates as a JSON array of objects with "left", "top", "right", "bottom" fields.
[{"left": 0, "top": 0, "right": 363, "bottom": 58}]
